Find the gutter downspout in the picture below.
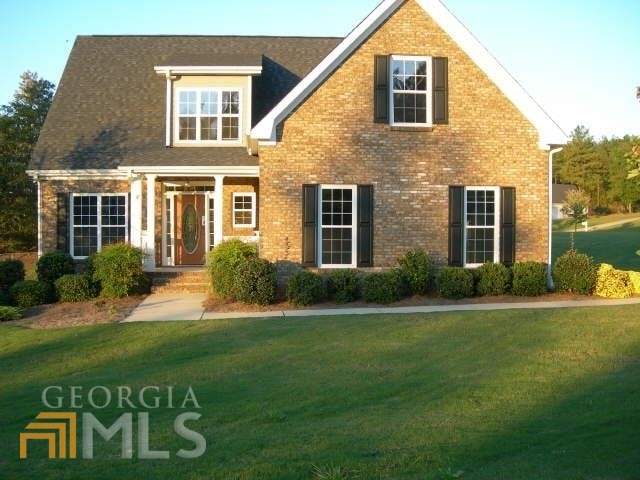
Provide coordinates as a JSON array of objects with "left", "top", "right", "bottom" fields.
[
  {"left": 164, "top": 73, "right": 178, "bottom": 147},
  {"left": 548, "top": 146, "right": 563, "bottom": 289}
]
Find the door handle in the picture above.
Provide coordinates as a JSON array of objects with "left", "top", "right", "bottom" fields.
[{"left": 201, "top": 216, "right": 206, "bottom": 226}]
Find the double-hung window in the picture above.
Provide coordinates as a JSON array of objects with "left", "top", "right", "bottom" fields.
[
  {"left": 390, "top": 55, "right": 432, "bottom": 126},
  {"left": 232, "top": 192, "right": 256, "bottom": 228},
  {"left": 464, "top": 187, "right": 500, "bottom": 267},
  {"left": 71, "top": 194, "right": 128, "bottom": 258},
  {"left": 319, "top": 185, "right": 357, "bottom": 268},
  {"left": 177, "top": 88, "right": 240, "bottom": 142}
]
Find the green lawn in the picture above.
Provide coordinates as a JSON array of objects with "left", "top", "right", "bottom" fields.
[
  {"left": 553, "top": 224, "right": 640, "bottom": 270},
  {"left": 2, "top": 308, "right": 640, "bottom": 479}
]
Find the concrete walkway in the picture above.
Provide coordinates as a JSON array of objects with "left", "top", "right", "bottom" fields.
[{"left": 122, "top": 293, "right": 640, "bottom": 323}]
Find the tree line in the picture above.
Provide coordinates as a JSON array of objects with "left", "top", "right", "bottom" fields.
[{"left": 554, "top": 125, "right": 640, "bottom": 213}]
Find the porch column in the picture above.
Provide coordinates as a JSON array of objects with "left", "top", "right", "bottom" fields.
[
  {"left": 214, "top": 175, "right": 225, "bottom": 246},
  {"left": 130, "top": 176, "right": 143, "bottom": 249},
  {"left": 145, "top": 174, "right": 157, "bottom": 271}
]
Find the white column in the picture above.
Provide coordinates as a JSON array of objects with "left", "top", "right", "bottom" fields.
[
  {"left": 130, "top": 176, "right": 143, "bottom": 248},
  {"left": 36, "top": 179, "right": 42, "bottom": 257},
  {"left": 145, "top": 174, "right": 157, "bottom": 271},
  {"left": 165, "top": 74, "right": 172, "bottom": 147},
  {"left": 214, "top": 175, "right": 225, "bottom": 246}
]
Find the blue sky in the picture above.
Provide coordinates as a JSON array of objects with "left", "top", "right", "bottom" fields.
[{"left": 1, "top": 0, "right": 638, "bottom": 139}]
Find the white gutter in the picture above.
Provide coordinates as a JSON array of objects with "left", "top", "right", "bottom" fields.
[{"left": 548, "top": 146, "right": 563, "bottom": 288}]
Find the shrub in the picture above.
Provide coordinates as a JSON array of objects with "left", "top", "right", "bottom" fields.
[
  {"left": 475, "top": 262, "right": 511, "bottom": 296},
  {"left": 0, "top": 259, "right": 25, "bottom": 291},
  {"left": 92, "top": 244, "right": 150, "bottom": 298},
  {"left": 9, "top": 280, "right": 54, "bottom": 308},
  {"left": 286, "top": 270, "right": 325, "bottom": 306},
  {"left": 594, "top": 264, "right": 634, "bottom": 299},
  {"left": 627, "top": 271, "right": 640, "bottom": 294},
  {"left": 0, "top": 289, "right": 10, "bottom": 306},
  {"left": 511, "top": 262, "right": 547, "bottom": 296},
  {"left": 234, "top": 257, "right": 277, "bottom": 305},
  {"left": 0, "top": 306, "right": 22, "bottom": 321},
  {"left": 208, "top": 240, "right": 257, "bottom": 300},
  {"left": 362, "top": 270, "right": 406, "bottom": 304},
  {"left": 327, "top": 269, "right": 361, "bottom": 303},
  {"left": 396, "top": 248, "right": 436, "bottom": 295},
  {"left": 437, "top": 267, "right": 474, "bottom": 299},
  {"left": 36, "top": 251, "right": 74, "bottom": 285},
  {"left": 552, "top": 249, "right": 597, "bottom": 295},
  {"left": 55, "top": 274, "right": 97, "bottom": 302}
]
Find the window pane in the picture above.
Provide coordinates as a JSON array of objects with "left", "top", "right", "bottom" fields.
[
  {"left": 101, "top": 196, "right": 126, "bottom": 226},
  {"left": 222, "top": 91, "right": 239, "bottom": 114},
  {"left": 73, "top": 227, "right": 97, "bottom": 257},
  {"left": 73, "top": 196, "right": 97, "bottom": 226},
  {"left": 221, "top": 117, "right": 239, "bottom": 140},
  {"left": 102, "top": 226, "right": 126, "bottom": 246},
  {"left": 466, "top": 228, "right": 495, "bottom": 264},
  {"left": 179, "top": 91, "right": 196, "bottom": 115},
  {"left": 201, "top": 117, "right": 218, "bottom": 140},
  {"left": 200, "top": 91, "right": 218, "bottom": 115},
  {"left": 179, "top": 117, "right": 196, "bottom": 140},
  {"left": 321, "top": 227, "right": 352, "bottom": 265}
]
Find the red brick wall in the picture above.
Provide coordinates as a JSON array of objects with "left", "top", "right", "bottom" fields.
[{"left": 258, "top": 0, "right": 548, "bottom": 269}]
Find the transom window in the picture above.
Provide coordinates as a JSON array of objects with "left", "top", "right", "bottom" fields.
[
  {"left": 390, "top": 55, "right": 432, "bottom": 126},
  {"left": 176, "top": 88, "right": 240, "bottom": 142},
  {"left": 71, "top": 194, "right": 128, "bottom": 258},
  {"left": 232, "top": 192, "right": 256, "bottom": 228},
  {"left": 465, "top": 187, "right": 500, "bottom": 266},
  {"left": 319, "top": 186, "right": 356, "bottom": 267}
]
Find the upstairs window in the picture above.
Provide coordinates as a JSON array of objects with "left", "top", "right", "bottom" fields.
[
  {"left": 390, "top": 56, "right": 431, "bottom": 126},
  {"left": 176, "top": 88, "right": 240, "bottom": 143}
]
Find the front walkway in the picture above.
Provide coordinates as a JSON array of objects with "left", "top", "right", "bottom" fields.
[{"left": 122, "top": 294, "right": 640, "bottom": 322}]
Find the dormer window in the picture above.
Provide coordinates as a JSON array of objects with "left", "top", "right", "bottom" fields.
[{"left": 177, "top": 88, "right": 241, "bottom": 143}]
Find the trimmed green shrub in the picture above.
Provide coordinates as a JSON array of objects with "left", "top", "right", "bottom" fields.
[
  {"left": 92, "top": 244, "right": 150, "bottom": 298},
  {"left": 437, "top": 267, "right": 474, "bottom": 299},
  {"left": 0, "top": 306, "right": 22, "bottom": 321},
  {"left": 0, "top": 289, "right": 10, "bottom": 306},
  {"left": 327, "top": 269, "right": 361, "bottom": 303},
  {"left": 207, "top": 239, "right": 257, "bottom": 300},
  {"left": 475, "top": 262, "right": 511, "bottom": 296},
  {"left": 9, "top": 280, "right": 54, "bottom": 308},
  {"left": 235, "top": 257, "right": 277, "bottom": 305},
  {"left": 55, "top": 274, "right": 97, "bottom": 302},
  {"left": 552, "top": 249, "right": 597, "bottom": 295},
  {"left": 397, "top": 248, "right": 436, "bottom": 295},
  {"left": 511, "top": 262, "right": 547, "bottom": 296},
  {"left": 0, "top": 259, "right": 25, "bottom": 291},
  {"left": 362, "top": 270, "right": 405, "bottom": 304},
  {"left": 36, "top": 251, "right": 74, "bottom": 285},
  {"left": 286, "top": 270, "right": 325, "bottom": 306},
  {"left": 595, "top": 264, "right": 634, "bottom": 299}
]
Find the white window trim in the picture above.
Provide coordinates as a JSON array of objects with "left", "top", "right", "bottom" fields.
[
  {"left": 318, "top": 184, "right": 357, "bottom": 269},
  {"left": 70, "top": 193, "right": 129, "bottom": 260},
  {"left": 174, "top": 87, "right": 242, "bottom": 145},
  {"left": 463, "top": 186, "right": 500, "bottom": 268},
  {"left": 389, "top": 55, "right": 433, "bottom": 127},
  {"left": 232, "top": 192, "right": 256, "bottom": 229}
]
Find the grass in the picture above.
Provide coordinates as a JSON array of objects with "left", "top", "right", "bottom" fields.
[
  {"left": 2, "top": 308, "right": 640, "bottom": 479},
  {"left": 553, "top": 224, "right": 640, "bottom": 270}
]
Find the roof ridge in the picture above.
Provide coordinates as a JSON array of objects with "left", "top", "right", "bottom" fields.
[{"left": 81, "top": 34, "right": 343, "bottom": 40}]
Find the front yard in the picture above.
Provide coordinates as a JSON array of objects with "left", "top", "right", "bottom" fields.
[{"left": 2, "top": 307, "right": 639, "bottom": 479}]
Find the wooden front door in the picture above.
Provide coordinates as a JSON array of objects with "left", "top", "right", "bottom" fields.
[{"left": 175, "top": 194, "right": 206, "bottom": 265}]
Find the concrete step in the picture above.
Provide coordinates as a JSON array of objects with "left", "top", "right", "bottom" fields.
[{"left": 151, "top": 270, "right": 210, "bottom": 294}]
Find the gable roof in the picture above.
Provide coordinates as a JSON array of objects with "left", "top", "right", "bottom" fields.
[
  {"left": 30, "top": 35, "right": 340, "bottom": 171},
  {"left": 251, "top": 0, "right": 567, "bottom": 149}
]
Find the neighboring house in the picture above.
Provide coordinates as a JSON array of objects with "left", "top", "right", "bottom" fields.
[
  {"left": 29, "top": 0, "right": 566, "bottom": 275},
  {"left": 552, "top": 184, "right": 577, "bottom": 220}
]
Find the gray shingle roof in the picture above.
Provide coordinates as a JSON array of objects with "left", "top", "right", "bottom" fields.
[{"left": 30, "top": 35, "right": 341, "bottom": 171}]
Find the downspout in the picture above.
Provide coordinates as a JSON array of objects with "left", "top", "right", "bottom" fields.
[
  {"left": 165, "top": 73, "right": 178, "bottom": 147},
  {"left": 36, "top": 177, "right": 42, "bottom": 257},
  {"left": 547, "top": 146, "right": 563, "bottom": 288}
]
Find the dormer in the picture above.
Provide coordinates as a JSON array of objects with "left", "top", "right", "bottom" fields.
[{"left": 154, "top": 54, "right": 263, "bottom": 149}]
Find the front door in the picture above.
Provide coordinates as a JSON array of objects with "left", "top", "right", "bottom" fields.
[{"left": 175, "top": 194, "right": 206, "bottom": 265}]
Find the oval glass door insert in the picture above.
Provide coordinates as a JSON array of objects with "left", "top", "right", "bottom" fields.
[{"left": 182, "top": 204, "right": 199, "bottom": 254}]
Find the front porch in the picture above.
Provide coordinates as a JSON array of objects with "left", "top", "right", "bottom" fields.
[{"left": 127, "top": 170, "right": 259, "bottom": 271}]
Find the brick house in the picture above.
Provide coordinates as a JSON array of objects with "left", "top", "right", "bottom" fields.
[{"left": 28, "top": 0, "right": 566, "bottom": 275}]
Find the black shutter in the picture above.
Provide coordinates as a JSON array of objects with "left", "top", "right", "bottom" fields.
[
  {"left": 374, "top": 55, "right": 389, "bottom": 123},
  {"left": 448, "top": 186, "right": 464, "bottom": 266},
  {"left": 302, "top": 185, "right": 318, "bottom": 267},
  {"left": 500, "top": 187, "right": 516, "bottom": 266},
  {"left": 357, "top": 185, "right": 374, "bottom": 267},
  {"left": 433, "top": 57, "right": 448, "bottom": 125},
  {"left": 57, "top": 192, "right": 70, "bottom": 253}
]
